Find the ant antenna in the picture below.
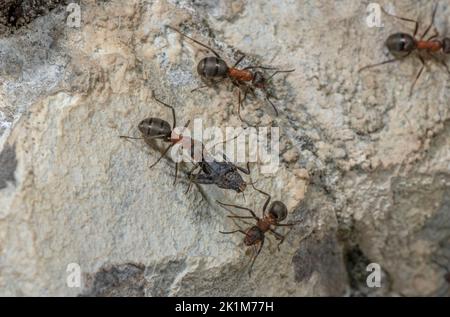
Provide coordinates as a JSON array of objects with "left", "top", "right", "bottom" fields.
[{"left": 166, "top": 25, "right": 222, "bottom": 59}]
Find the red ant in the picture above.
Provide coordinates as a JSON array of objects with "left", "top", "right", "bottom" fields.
[
  {"left": 217, "top": 184, "right": 302, "bottom": 276},
  {"left": 166, "top": 25, "right": 294, "bottom": 125},
  {"left": 359, "top": 4, "right": 450, "bottom": 96}
]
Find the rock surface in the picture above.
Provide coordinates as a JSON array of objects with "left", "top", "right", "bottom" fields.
[{"left": 0, "top": 0, "right": 449, "bottom": 296}]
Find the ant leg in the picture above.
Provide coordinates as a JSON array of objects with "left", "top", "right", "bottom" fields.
[
  {"left": 265, "top": 91, "right": 279, "bottom": 116},
  {"left": 165, "top": 25, "right": 223, "bottom": 59},
  {"left": 173, "top": 163, "right": 179, "bottom": 185},
  {"left": 427, "top": 29, "right": 439, "bottom": 41},
  {"left": 248, "top": 239, "right": 265, "bottom": 277},
  {"left": 380, "top": 6, "right": 419, "bottom": 37},
  {"left": 266, "top": 69, "right": 295, "bottom": 82},
  {"left": 216, "top": 200, "right": 258, "bottom": 219},
  {"left": 185, "top": 164, "right": 201, "bottom": 193},
  {"left": 427, "top": 51, "right": 450, "bottom": 74},
  {"left": 149, "top": 143, "right": 175, "bottom": 169},
  {"left": 268, "top": 229, "right": 286, "bottom": 251},
  {"left": 249, "top": 86, "right": 257, "bottom": 99},
  {"left": 358, "top": 58, "right": 400, "bottom": 73},
  {"left": 237, "top": 89, "right": 245, "bottom": 122},
  {"left": 235, "top": 162, "right": 251, "bottom": 175},
  {"left": 237, "top": 89, "right": 255, "bottom": 127},
  {"left": 440, "top": 60, "right": 450, "bottom": 74},
  {"left": 243, "top": 65, "right": 278, "bottom": 71},
  {"left": 274, "top": 219, "right": 303, "bottom": 227},
  {"left": 410, "top": 55, "right": 426, "bottom": 97},
  {"left": 421, "top": 3, "right": 439, "bottom": 40},
  {"left": 121, "top": 134, "right": 167, "bottom": 141},
  {"left": 152, "top": 93, "right": 177, "bottom": 128},
  {"left": 192, "top": 78, "right": 226, "bottom": 93},
  {"left": 219, "top": 229, "right": 247, "bottom": 235},
  {"left": 207, "top": 129, "right": 245, "bottom": 162},
  {"left": 232, "top": 53, "right": 246, "bottom": 68},
  {"left": 251, "top": 184, "right": 271, "bottom": 216},
  {"left": 119, "top": 135, "right": 144, "bottom": 141},
  {"left": 227, "top": 215, "right": 255, "bottom": 220},
  {"left": 191, "top": 84, "right": 210, "bottom": 93}
]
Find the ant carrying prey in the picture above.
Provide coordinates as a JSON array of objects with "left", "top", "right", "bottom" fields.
[
  {"left": 359, "top": 4, "right": 450, "bottom": 96},
  {"left": 218, "top": 184, "right": 302, "bottom": 276},
  {"left": 119, "top": 93, "right": 191, "bottom": 184},
  {"left": 166, "top": 25, "right": 294, "bottom": 125},
  {"left": 120, "top": 93, "right": 250, "bottom": 193}
]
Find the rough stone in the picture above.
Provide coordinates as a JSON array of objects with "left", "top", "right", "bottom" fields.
[{"left": 0, "top": 0, "right": 449, "bottom": 296}]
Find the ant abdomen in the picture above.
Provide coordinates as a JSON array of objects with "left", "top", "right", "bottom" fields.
[
  {"left": 385, "top": 33, "right": 416, "bottom": 57},
  {"left": 197, "top": 56, "right": 228, "bottom": 79},
  {"left": 268, "top": 201, "right": 288, "bottom": 222},
  {"left": 138, "top": 118, "right": 172, "bottom": 138}
]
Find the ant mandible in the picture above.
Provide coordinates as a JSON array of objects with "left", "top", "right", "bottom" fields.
[
  {"left": 359, "top": 4, "right": 450, "bottom": 96},
  {"left": 166, "top": 25, "right": 294, "bottom": 125}
]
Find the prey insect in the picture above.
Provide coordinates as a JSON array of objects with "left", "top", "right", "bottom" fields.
[
  {"left": 359, "top": 4, "right": 450, "bottom": 96},
  {"left": 186, "top": 155, "right": 251, "bottom": 194},
  {"left": 120, "top": 93, "right": 249, "bottom": 193},
  {"left": 119, "top": 93, "right": 191, "bottom": 184},
  {"left": 166, "top": 25, "right": 294, "bottom": 124},
  {"left": 218, "top": 184, "right": 302, "bottom": 276}
]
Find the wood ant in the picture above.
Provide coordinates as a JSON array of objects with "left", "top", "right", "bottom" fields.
[
  {"left": 359, "top": 4, "right": 450, "bottom": 96},
  {"left": 120, "top": 93, "right": 250, "bottom": 193},
  {"left": 120, "top": 93, "right": 191, "bottom": 184},
  {"left": 166, "top": 25, "right": 294, "bottom": 124},
  {"left": 217, "top": 184, "right": 302, "bottom": 275}
]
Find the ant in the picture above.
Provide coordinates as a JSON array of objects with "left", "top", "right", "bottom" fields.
[
  {"left": 119, "top": 93, "right": 191, "bottom": 184},
  {"left": 217, "top": 184, "right": 302, "bottom": 276},
  {"left": 166, "top": 25, "right": 294, "bottom": 124},
  {"left": 120, "top": 93, "right": 249, "bottom": 193},
  {"left": 359, "top": 4, "right": 450, "bottom": 96}
]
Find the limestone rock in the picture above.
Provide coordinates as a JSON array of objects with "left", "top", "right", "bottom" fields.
[{"left": 0, "top": 0, "right": 449, "bottom": 296}]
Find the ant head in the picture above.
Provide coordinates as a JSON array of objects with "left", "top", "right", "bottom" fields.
[
  {"left": 443, "top": 38, "right": 450, "bottom": 54},
  {"left": 138, "top": 118, "right": 172, "bottom": 138},
  {"left": 244, "top": 226, "right": 264, "bottom": 246},
  {"left": 252, "top": 71, "right": 266, "bottom": 88},
  {"left": 268, "top": 201, "right": 287, "bottom": 222},
  {"left": 385, "top": 33, "right": 416, "bottom": 58},
  {"left": 197, "top": 56, "right": 228, "bottom": 79}
]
